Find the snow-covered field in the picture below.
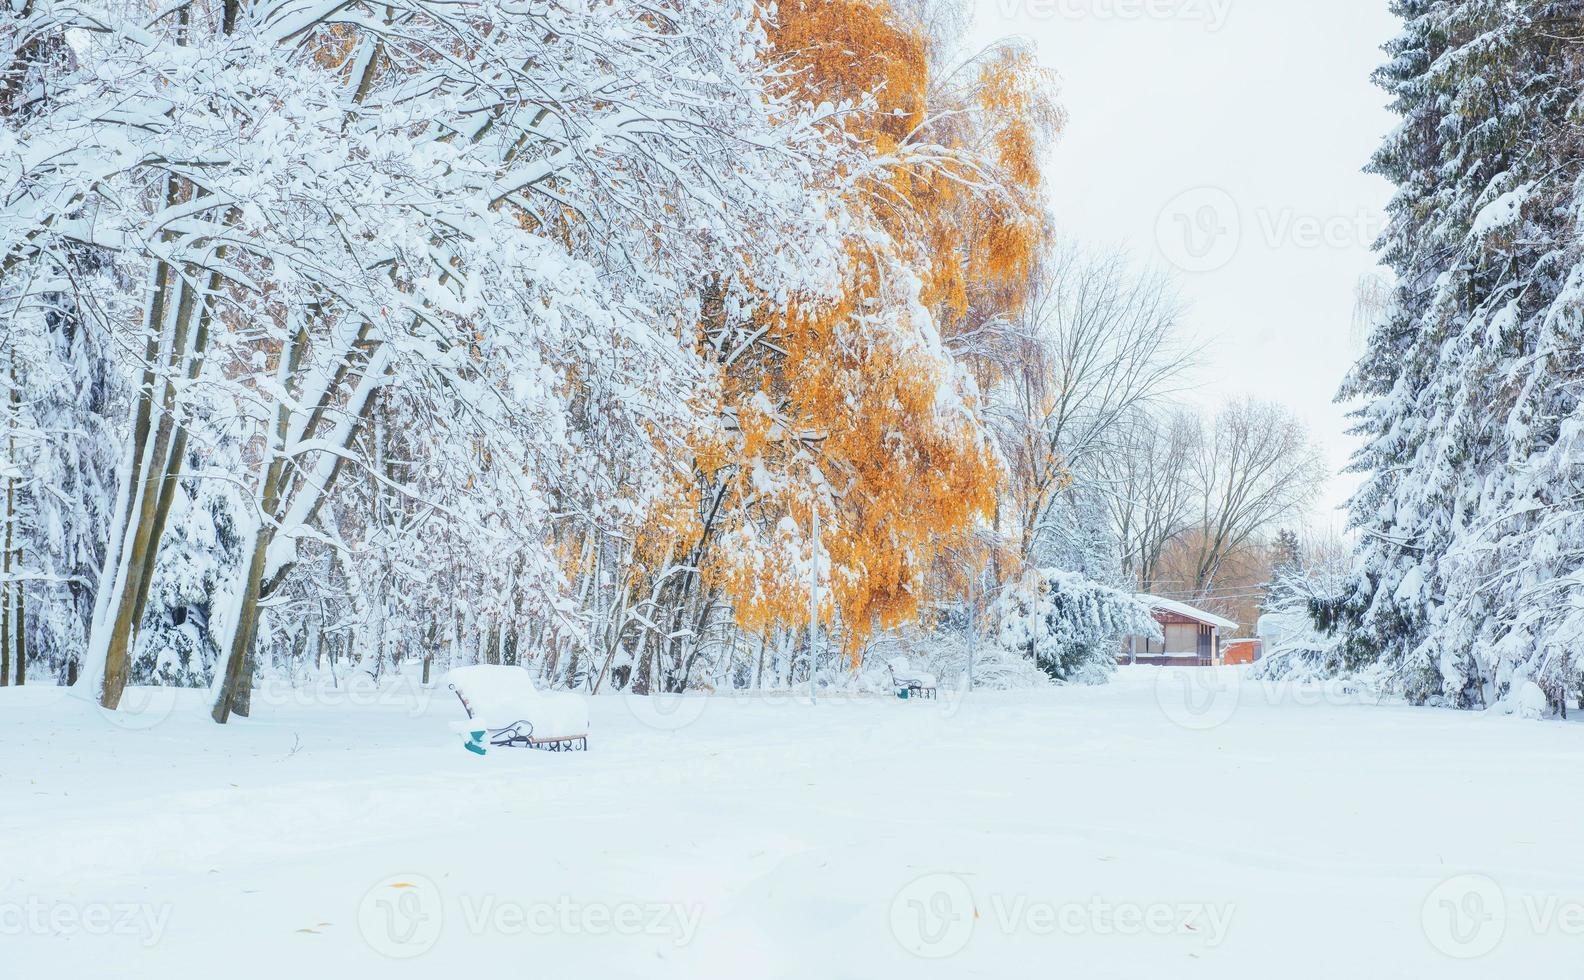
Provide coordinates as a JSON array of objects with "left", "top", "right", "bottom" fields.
[{"left": 3, "top": 668, "right": 1581, "bottom": 978}]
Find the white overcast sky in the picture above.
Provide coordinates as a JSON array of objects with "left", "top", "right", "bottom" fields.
[{"left": 968, "top": 0, "right": 1402, "bottom": 527}]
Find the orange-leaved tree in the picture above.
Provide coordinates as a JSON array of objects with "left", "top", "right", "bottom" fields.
[{"left": 632, "top": 0, "right": 1061, "bottom": 681}]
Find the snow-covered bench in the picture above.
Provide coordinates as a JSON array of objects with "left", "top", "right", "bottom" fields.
[
  {"left": 445, "top": 665, "right": 589, "bottom": 753},
  {"left": 886, "top": 657, "right": 938, "bottom": 701}
]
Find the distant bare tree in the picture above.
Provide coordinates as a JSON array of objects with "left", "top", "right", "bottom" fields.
[
  {"left": 990, "top": 248, "right": 1191, "bottom": 563},
  {"left": 1182, "top": 399, "right": 1325, "bottom": 594},
  {"left": 1350, "top": 271, "right": 1395, "bottom": 355},
  {"left": 1101, "top": 407, "right": 1200, "bottom": 593}
]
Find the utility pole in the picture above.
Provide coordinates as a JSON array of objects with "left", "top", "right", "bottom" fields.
[
  {"left": 808, "top": 505, "right": 819, "bottom": 706},
  {"left": 966, "top": 567, "right": 976, "bottom": 692}
]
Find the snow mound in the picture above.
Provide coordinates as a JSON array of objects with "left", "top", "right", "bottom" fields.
[
  {"left": 444, "top": 665, "right": 589, "bottom": 737},
  {"left": 1509, "top": 681, "right": 1549, "bottom": 721}
]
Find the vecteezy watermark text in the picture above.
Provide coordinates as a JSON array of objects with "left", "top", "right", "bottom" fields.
[
  {"left": 459, "top": 895, "right": 702, "bottom": 945},
  {"left": 357, "top": 874, "right": 702, "bottom": 959},
  {"left": 889, "top": 873, "right": 1234, "bottom": 959},
  {"left": 0, "top": 898, "right": 172, "bottom": 947},
  {"left": 1155, "top": 187, "right": 1385, "bottom": 273}
]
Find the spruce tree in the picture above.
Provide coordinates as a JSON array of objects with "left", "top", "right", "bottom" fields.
[{"left": 1338, "top": 0, "right": 1584, "bottom": 711}]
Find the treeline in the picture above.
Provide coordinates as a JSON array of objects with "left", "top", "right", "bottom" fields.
[
  {"left": 1, "top": 0, "right": 1321, "bottom": 719},
  {"left": 0, "top": 0, "right": 1064, "bottom": 718}
]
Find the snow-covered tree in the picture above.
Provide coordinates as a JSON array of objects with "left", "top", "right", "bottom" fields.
[
  {"left": 1, "top": 0, "right": 1078, "bottom": 712},
  {"left": 995, "top": 568, "right": 1157, "bottom": 685},
  {"left": 130, "top": 406, "right": 247, "bottom": 687},
  {"left": 16, "top": 304, "right": 125, "bottom": 686},
  {"left": 1, "top": 0, "right": 131, "bottom": 687},
  {"left": 1336, "top": 0, "right": 1584, "bottom": 714},
  {"left": 4, "top": 0, "right": 863, "bottom": 718},
  {"left": 1255, "top": 531, "right": 1352, "bottom": 683},
  {"left": 991, "top": 248, "right": 1187, "bottom": 570}
]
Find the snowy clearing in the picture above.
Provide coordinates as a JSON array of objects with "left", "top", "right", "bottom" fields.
[{"left": 3, "top": 668, "right": 1581, "bottom": 978}]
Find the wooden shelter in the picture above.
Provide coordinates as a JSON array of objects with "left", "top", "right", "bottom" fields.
[{"left": 1121, "top": 598, "right": 1239, "bottom": 667}]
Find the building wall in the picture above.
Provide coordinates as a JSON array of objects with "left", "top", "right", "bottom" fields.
[
  {"left": 1121, "top": 609, "right": 1231, "bottom": 666},
  {"left": 1223, "top": 639, "right": 1262, "bottom": 666},
  {"left": 1163, "top": 623, "right": 1200, "bottom": 654}
]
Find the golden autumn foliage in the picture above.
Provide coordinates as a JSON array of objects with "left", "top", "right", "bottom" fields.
[{"left": 634, "top": 0, "right": 1061, "bottom": 664}]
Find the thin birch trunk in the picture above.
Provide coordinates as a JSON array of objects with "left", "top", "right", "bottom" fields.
[
  {"left": 1, "top": 351, "right": 17, "bottom": 687},
  {"left": 210, "top": 327, "right": 304, "bottom": 722},
  {"left": 85, "top": 172, "right": 190, "bottom": 709},
  {"left": 1, "top": 500, "right": 10, "bottom": 690},
  {"left": 13, "top": 545, "right": 22, "bottom": 686}
]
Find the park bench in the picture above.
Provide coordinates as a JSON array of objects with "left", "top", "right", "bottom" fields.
[
  {"left": 445, "top": 665, "right": 589, "bottom": 753},
  {"left": 885, "top": 657, "right": 938, "bottom": 701}
]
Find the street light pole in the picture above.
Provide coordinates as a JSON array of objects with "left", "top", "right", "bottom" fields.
[
  {"left": 966, "top": 568, "right": 976, "bottom": 692},
  {"left": 809, "top": 504, "right": 819, "bottom": 706}
]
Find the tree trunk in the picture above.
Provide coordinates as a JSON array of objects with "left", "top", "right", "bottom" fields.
[
  {"left": 2, "top": 351, "right": 13, "bottom": 687},
  {"left": 125, "top": 263, "right": 226, "bottom": 653},
  {"left": 212, "top": 522, "right": 268, "bottom": 723},
  {"left": 422, "top": 620, "right": 436, "bottom": 685},
  {"left": 313, "top": 603, "right": 325, "bottom": 671},
  {"left": 1, "top": 563, "right": 9, "bottom": 691},
  {"left": 210, "top": 327, "right": 305, "bottom": 723},
  {"left": 485, "top": 621, "right": 501, "bottom": 665},
  {"left": 231, "top": 636, "right": 254, "bottom": 718},
  {"left": 86, "top": 174, "right": 190, "bottom": 709},
  {"left": 13, "top": 545, "right": 23, "bottom": 686}
]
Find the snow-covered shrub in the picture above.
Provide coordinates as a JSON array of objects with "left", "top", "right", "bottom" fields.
[
  {"left": 12, "top": 289, "right": 127, "bottom": 684},
  {"left": 860, "top": 621, "right": 1051, "bottom": 693},
  {"left": 852, "top": 626, "right": 955, "bottom": 692},
  {"left": 995, "top": 569, "right": 1157, "bottom": 685},
  {"left": 1252, "top": 527, "right": 1362, "bottom": 687},
  {"left": 963, "top": 641, "right": 1055, "bottom": 691},
  {"left": 1250, "top": 609, "right": 1344, "bottom": 684},
  {"left": 133, "top": 423, "right": 251, "bottom": 687}
]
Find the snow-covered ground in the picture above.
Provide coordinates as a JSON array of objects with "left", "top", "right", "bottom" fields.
[{"left": 3, "top": 668, "right": 1581, "bottom": 978}]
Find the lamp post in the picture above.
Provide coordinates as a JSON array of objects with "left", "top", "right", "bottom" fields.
[
  {"left": 808, "top": 504, "right": 819, "bottom": 705},
  {"left": 966, "top": 568, "right": 977, "bottom": 691}
]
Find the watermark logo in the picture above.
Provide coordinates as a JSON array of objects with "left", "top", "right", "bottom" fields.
[
  {"left": 1156, "top": 187, "right": 1241, "bottom": 273},
  {"left": 1154, "top": 668, "right": 1241, "bottom": 730},
  {"left": 888, "top": 876, "right": 1236, "bottom": 957},
  {"left": 358, "top": 874, "right": 444, "bottom": 959},
  {"left": 1422, "top": 875, "right": 1505, "bottom": 959},
  {"left": 890, "top": 873, "right": 976, "bottom": 959},
  {"left": 1156, "top": 186, "right": 1386, "bottom": 274},
  {"left": 1256, "top": 207, "right": 1384, "bottom": 254},
  {"left": 1151, "top": 673, "right": 1390, "bottom": 730},
  {"left": 988, "top": 896, "right": 1235, "bottom": 945},
  {"left": 357, "top": 876, "right": 703, "bottom": 955}
]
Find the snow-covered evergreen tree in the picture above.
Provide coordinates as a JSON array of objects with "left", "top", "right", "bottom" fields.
[
  {"left": 18, "top": 291, "right": 125, "bottom": 685},
  {"left": 1337, "top": 0, "right": 1584, "bottom": 713},
  {"left": 131, "top": 410, "right": 248, "bottom": 687},
  {"left": 1261, "top": 529, "right": 1303, "bottom": 616},
  {"left": 995, "top": 568, "right": 1157, "bottom": 685},
  {"left": 1, "top": 0, "right": 130, "bottom": 686}
]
